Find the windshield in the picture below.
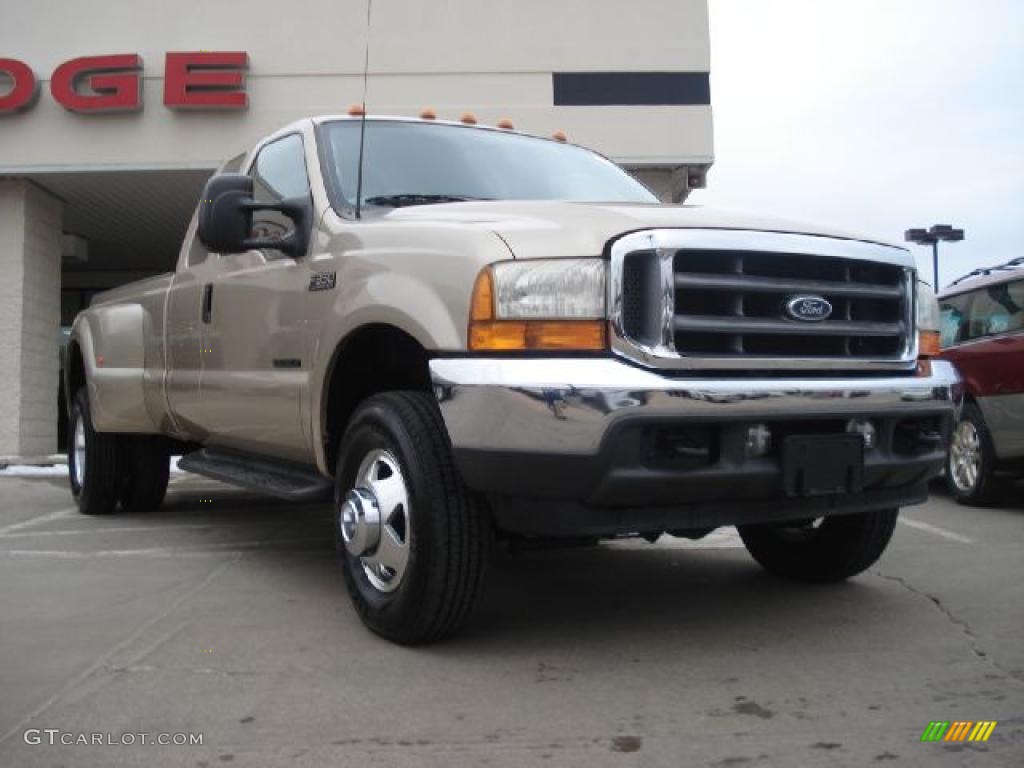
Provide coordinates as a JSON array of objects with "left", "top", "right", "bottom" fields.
[{"left": 320, "top": 119, "right": 657, "bottom": 210}]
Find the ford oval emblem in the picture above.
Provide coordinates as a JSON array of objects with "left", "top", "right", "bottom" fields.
[{"left": 785, "top": 295, "right": 833, "bottom": 322}]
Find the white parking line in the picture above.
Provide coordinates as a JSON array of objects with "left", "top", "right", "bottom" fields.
[
  {"left": 0, "top": 507, "right": 76, "bottom": 537},
  {"left": 0, "top": 548, "right": 237, "bottom": 559},
  {"left": 660, "top": 528, "right": 745, "bottom": 549},
  {"left": 0, "top": 538, "right": 327, "bottom": 558},
  {"left": 0, "top": 523, "right": 257, "bottom": 538},
  {"left": 608, "top": 528, "right": 745, "bottom": 550},
  {"left": 898, "top": 517, "right": 974, "bottom": 544}
]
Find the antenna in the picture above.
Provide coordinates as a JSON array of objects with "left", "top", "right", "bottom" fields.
[{"left": 355, "top": 0, "right": 373, "bottom": 219}]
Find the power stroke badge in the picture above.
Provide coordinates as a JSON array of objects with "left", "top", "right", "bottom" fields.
[{"left": 308, "top": 271, "right": 337, "bottom": 292}]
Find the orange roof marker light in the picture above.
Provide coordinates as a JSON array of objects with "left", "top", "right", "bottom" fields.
[
  {"left": 552, "top": 130, "right": 568, "bottom": 142},
  {"left": 460, "top": 112, "right": 478, "bottom": 125},
  {"left": 496, "top": 118, "right": 515, "bottom": 130},
  {"left": 347, "top": 103, "right": 365, "bottom": 116},
  {"left": 419, "top": 107, "right": 437, "bottom": 120}
]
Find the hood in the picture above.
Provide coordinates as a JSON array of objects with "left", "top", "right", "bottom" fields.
[{"left": 381, "top": 201, "right": 905, "bottom": 260}]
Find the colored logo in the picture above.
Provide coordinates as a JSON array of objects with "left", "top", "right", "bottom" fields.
[
  {"left": 920, "top": 721, "right": 997, "bottom": 742},
  {"left": 785, "top": 295, "right": 833, "bottom": 322}
]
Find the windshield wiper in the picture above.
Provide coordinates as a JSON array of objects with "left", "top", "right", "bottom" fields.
[{"left": 364, "top": 194, "right": 489, "bottom": 208}]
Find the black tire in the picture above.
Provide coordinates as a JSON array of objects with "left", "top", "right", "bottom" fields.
[
  {"left": 119, "top": 436, "right": 170, "bottom": 512},
  {"left": 738, "top": 508, "right": 899, "bottom": 583},
  {"left": 334, "top": 391, "right": 491, "bottom": 644},
  {"left": 68, "top": 389, "right": 120, "bottom": 515},
  {"left": 945, "top": 403, "right": 998, "bottom": 506}
]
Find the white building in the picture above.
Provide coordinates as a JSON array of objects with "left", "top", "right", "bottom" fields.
[{"left": 0, "top": 0, "right": 713, "bottom": 455}]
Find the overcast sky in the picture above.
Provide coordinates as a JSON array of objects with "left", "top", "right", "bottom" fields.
[{"left": 689, "top": 0, "right": 1024, "bottom": 289}]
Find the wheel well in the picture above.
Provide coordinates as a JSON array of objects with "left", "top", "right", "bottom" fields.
[
  {"left": 66, "top": 342, "right": 86, "bottom": 412},
  {"left": 323, "top": 325, "right": 432, "bottom": 474}
]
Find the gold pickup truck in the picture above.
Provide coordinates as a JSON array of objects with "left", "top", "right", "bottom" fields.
[{"left": 65, "top": 115, "right": 959, "bottom": 643}]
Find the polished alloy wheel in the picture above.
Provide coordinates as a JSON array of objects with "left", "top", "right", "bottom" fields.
[
  {"left": 339, "top": 449, "right": 411, "bottom": 593},
  {"left": 73, "top": 417, "right": 86, "bottom": 488},
  {"left": 950, "top": 420, "right": 981, "bottom": 493}
]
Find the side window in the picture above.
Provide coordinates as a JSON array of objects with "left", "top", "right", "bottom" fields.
[
  {"left": 249, "top": 134, "right": 311, "bottom": 250},
  {"left": 185, "top": 218, "right": 208, "bottom": 268},
  {"left": 186, "top": 153, "right": 247, "bottom": 268},
  {"left": 968, "top": 280, "right": 1024, "bottom": 339}
]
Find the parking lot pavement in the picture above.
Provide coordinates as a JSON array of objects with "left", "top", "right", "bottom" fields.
[{"left": 0, "top": 472, "right": 1021, "bottom": 767}]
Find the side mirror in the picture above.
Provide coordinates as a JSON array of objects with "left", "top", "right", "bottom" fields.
[{"left": 196, "top": 173, "right": 311, "bottom": 257}]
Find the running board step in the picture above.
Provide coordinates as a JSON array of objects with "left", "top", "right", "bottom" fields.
[{"left": 177, "top": 449, "right": 332, "bottom": 502}]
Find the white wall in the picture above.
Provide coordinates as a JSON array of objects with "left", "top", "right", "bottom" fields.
[
  {"left": 0, "top": 0, "right": 712, "bottom": 171},
  {"left": 0, "top": 182, "right": 62, "bottom": 457}
]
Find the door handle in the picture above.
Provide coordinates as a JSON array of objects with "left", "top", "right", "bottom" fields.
[{"left": 201, "top": 284, "right": 213, "bottom": 324}]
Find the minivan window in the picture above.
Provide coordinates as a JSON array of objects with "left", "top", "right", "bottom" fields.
[
  {"left": 968, "top": 280, "right": 1024, "bottom": 338},
  {"left": 940, "top": 279, "right": 1024, "bottom": 346},
  {"left": 939, "top": 293, "right": 971, "bottom": 347}
]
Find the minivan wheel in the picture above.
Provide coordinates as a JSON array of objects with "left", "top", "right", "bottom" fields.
[
  {"left": 334, "top": 391, "right": 491, "bottom": 644},
  {"left": 737, "top": 508, "right": 899, "bottom": 583},
  {"left": 68, "top": 389, "right": 120, "bottom": 515},
  {"left": 946, "top": 403, "right": 998, "bottom": 506}
]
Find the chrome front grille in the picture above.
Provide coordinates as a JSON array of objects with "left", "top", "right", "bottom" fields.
[{"left": 610, "top": 229, "right": 918, "bottom": 371}]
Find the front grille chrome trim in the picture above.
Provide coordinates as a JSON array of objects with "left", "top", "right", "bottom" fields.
[
  {"left": 608, "top": 229, "right": 919, "bottom": 371},
  {"left": 673, "top": 272, "right": 905, "bottom": 299},
  {"left": 672, "top": 315, "right": 905, "bottom": 337}
]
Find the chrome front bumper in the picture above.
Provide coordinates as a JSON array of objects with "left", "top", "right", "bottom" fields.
[
  {"left": 430, "top": 357, "right": 959, "bottom": 534},
  {"left": 431, "top": 358, "right": 959, "bottom": 456}
]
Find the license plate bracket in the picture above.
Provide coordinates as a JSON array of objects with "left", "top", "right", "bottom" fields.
[{"left": 782, "top": 435, "right": 864, "bottom": 497}]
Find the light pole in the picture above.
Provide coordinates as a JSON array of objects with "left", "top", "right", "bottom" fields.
[{"left": 905, "top": 224, "right": 964, "bottom": 289}]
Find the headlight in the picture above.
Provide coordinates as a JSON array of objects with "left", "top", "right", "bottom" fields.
[
  {"left": 468, "top": 258, "right": 608, "bottom": 351},
  {"left": 916, "top": 280, "right": 941, "bottom": 358},
  {"left": 491, "top": 259, "right": 606, "bottom": 319}
]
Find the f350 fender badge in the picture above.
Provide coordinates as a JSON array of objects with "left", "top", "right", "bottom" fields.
[
  {"left": 308, "top": 271, "right": 337, "bottom": 292},
  {"left": 785, "top": 295, "right": 832, "bottom": 322}
]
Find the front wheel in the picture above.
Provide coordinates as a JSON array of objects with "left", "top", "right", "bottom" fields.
[
  {"left": 738, "top": 508, "right": 899, "bottom": 583},
  {"left": 946, "top": 403, "right": 998, "bottom": 506},
  {"left": 334, "top": 391, "right": 492, "bottom": 644}
]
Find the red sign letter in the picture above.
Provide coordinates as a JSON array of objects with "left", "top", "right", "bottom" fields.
[
  {"left": 0, "top": 58, "right": 39, "bottom": 114},
  {"left": 164, "top": 52, "right": 249, "bottom": 110},
  {"left": 51, "top": 54, "right": 142, "bottom": 113}
]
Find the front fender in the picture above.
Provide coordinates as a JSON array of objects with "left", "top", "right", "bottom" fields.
[{"left": 309, "top": 271, "right": 462, "bottom": 474}]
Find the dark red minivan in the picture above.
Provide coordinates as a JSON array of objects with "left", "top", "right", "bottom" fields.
[{"left": 939, "top": 258, "right": 1024, "bottom": 504}]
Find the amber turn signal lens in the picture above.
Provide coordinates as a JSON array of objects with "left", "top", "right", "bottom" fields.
[
  {"left": 469, "top": 268, "right": 495, "bottom": 321},
  {"left": 469, "top": 320, "right": 607, "bottom": 351},
  {"left": 918, "top": 330, "right": 941, "bottom": 358},
  {"left": 467, "top": 265, "right": 607, "bottom": 351}
]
